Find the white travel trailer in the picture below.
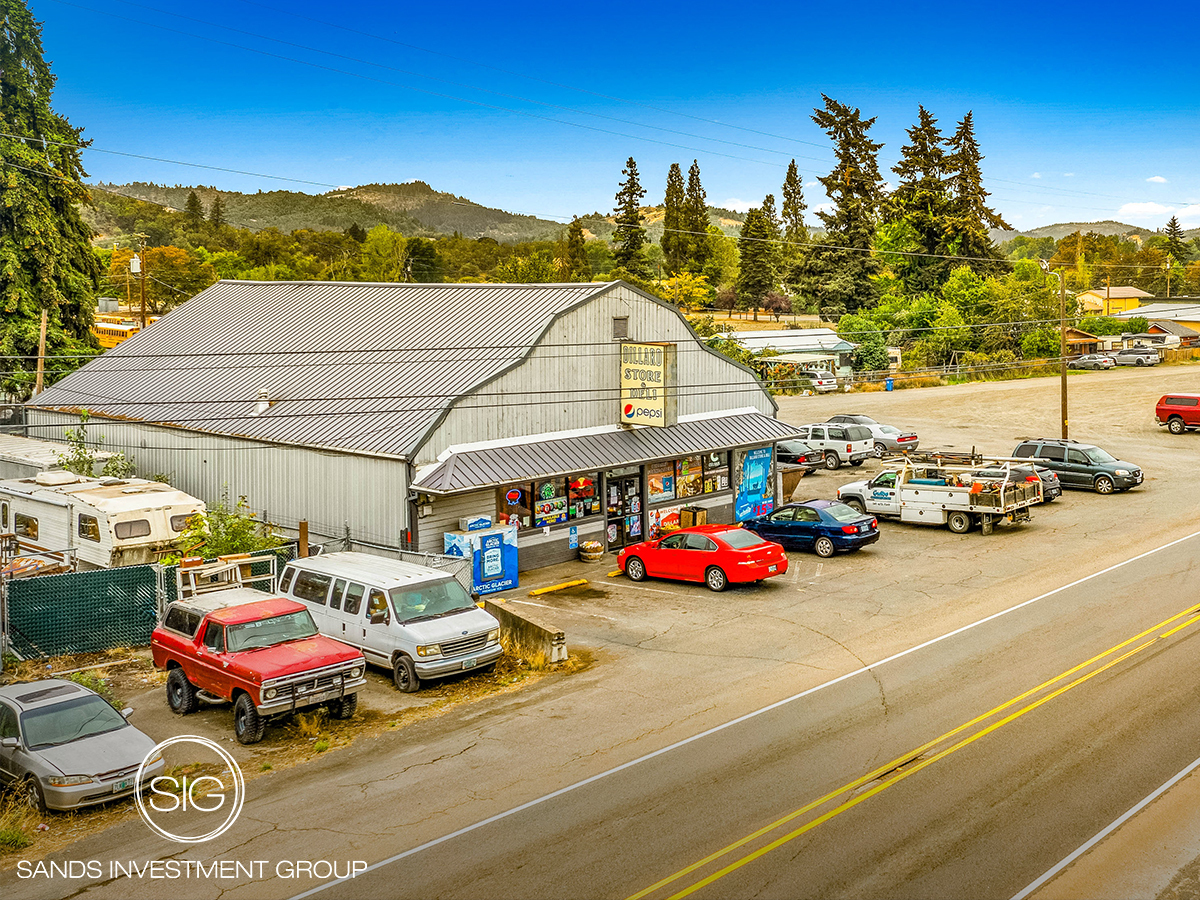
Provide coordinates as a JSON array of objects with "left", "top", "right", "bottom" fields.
[
  {"left": 0, "top": 433, "right": 113, "bottom": 481},
  {"left": 0, "top": 472, "right": 206, "bottom": 569}
]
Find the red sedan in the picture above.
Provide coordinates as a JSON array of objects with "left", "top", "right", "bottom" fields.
[{"left": 617, "top": 525, "right": 789, "bottom": 591}]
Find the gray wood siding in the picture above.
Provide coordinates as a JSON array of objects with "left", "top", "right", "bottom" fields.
[
  {"left": 416, "top": 285, "right": 773, "bottom": 463},
  {"left": 25, "top": 412, "right": 409, "bottom": 547},
  {"left": 415, "top": 489, "right": 494, "bottom": 553}
]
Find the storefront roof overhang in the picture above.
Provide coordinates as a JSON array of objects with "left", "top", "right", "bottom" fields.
[{"left": 412, "top": 412, "right": 801, "bottom": 495}]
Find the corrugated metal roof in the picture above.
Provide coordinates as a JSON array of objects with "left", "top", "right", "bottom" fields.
[
  {"left": 1079, "top": 287, "right": 1154, "bottom": 300},
  {"left": 411, "top": 412, "right": 801, "bottom": 493},
  {"left": 1114, "top": 301, "right": 1200, "bottom": 319},
  {"left": 30, "top": 281, "right": 618, "bottom": 459},
  {"left": 0, "top": 433, "right": 111, "bottom": 469},
  {"left": 730, "top": 329, "right": 857, "bottom": 353}
]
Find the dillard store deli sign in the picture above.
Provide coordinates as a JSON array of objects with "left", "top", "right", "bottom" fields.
[{"left": 620, "top": 342, "right": 677, "bottom": 428}]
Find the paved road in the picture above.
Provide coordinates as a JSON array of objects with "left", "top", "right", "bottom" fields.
[{"left": 7, "top": 366, "right": 1200, "bottom": 899}]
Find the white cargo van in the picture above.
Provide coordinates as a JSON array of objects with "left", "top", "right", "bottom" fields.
[{"left": 277, "top": 552, "right": 502, "bottom": 693}]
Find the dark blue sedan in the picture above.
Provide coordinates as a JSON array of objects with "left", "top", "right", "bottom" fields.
[{"left": 743, "top": 500, "right": 880, "bottom": 558}]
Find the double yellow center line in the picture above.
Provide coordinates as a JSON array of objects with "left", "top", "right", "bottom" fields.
[{"left": 628, "top": 601, "right": 1200, "bottom": 900}]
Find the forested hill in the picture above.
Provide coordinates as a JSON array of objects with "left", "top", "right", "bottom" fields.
[{"left": 991, "top": 220, "right": 1200, "bottom": 242}]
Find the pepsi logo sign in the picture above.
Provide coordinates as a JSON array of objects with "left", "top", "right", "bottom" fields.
[{"left": 623, "top": 404, "right": 635, "bottom": 418}]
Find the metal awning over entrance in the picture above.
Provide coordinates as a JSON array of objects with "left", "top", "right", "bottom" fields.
[{"left": 412, "top": 412, "right": 800, "bottom": 495}]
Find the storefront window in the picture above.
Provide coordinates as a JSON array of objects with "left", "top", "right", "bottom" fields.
[
  {"left": 648, "top": 462, "right": 676, "bottom": 503},
  {"left": 675, "top": 455, "right": 703, "bottom": 499},
  {"left": 533, "top": 478, "right": 569, "bottom": 526},
  {"left": 496, "top": 484, "right": 533, "bottom": 528},
  {"left": 567, "top": 474, "right": 601, "bottom": 519},
  {"left": 703, "top": 450, "right": 730, "bottom": 493}
]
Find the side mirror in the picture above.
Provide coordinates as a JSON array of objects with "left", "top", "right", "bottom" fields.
[
  {"left": 370, "top": 612, "right": 388, "bottom": 625},
  {"left": 0, "top": 736, "right": 18, "bottom": 749},
  {"left": 121, "top": 707, "right": 134, "bottom": 719}
]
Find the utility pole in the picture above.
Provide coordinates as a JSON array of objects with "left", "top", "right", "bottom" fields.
[
  {"left": 1104, "top": 275, "right": 1111, "bottom": 318},
  {"left": 130, "top": 232, "right": 148, "bottom": 328},
  {"left": 1166, "top": 256, "right": 1173, "bottom": 299},
  {"left": 1040, "top": 260, "right": 1069, "bottom": 439}
]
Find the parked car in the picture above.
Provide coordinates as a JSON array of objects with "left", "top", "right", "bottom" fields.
[
  {"left": 775, "top": 439, "right": 821, "bottom": 473},
  {"left": 1156, "top": 394, "right": 1200, "bottom": 434},
  {"left": 743, "top": 499, "right": 880, "bottom": 558},
  {"left": 279, "top": 553, "right": 502, "bottom": 693},
  {"left": 0, "top": 679, "right": 164, "bottom": 812},
  {"left": 1068, "top": 354, "right": 1115, "bottom": 370},
  {"left": 618, "top": 525, "right": 788, "bottom": 591},
  {"left": 826, "top": 414, "right": 920, "bottom": 457},
  {"left": 794, "top": 423, "right": 874, "bottom": 470},
  {"left": 1111, "top": 347, "right": 1161, "bottom": 366},
  {"left": 793, "top": 368, "right": 838, "bottom": 393},
  {"left": 969, "top": 463, "right": 1062, "bottom": 502},
  {"left": 1012, "top": 438, "right": 1143, "bottom": 494},
  {"left": 152, "top": 595, "right": 367, "bottom": 743}
]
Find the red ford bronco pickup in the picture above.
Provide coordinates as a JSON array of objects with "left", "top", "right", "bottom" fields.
[{"left": 151, "top": 559, "right": 366, "bottom": 743}]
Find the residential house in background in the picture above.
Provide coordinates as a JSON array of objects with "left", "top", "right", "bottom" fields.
[{"left": 1078, "top": 286, "right": 1152, "bottom": 316}]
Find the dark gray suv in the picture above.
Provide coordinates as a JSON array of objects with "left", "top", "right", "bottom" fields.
[{"left": 1012, "top": 438, "right": 1143, "bottom": 494}]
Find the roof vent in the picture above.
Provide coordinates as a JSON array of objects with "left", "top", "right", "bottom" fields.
[
  {"left": 252, "top": 388, "right": 271, "bottom": 416},
  {"left": 35, "top": 471, "right": 80, "bottom": 486}
]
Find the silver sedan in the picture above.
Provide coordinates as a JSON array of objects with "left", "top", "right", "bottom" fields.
[
  {"left": 1068, "top": 354, "right": 1116, "bottom": 370},
  {"left": 0, "top": 679, "right": 164, "bottom": 811}
]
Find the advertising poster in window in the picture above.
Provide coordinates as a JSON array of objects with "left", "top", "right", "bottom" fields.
[
  {"left": 733, "top": 446, "right": 775, "bottom": 521},
  {"left": 648, "top": 505, "right": 682, "bottom": 540},
  {"left": 675, "top": 455, "right": 703, "bottom": 498},
  {"left": 533, "top": 478, "right": 568, "bottom": 527},
  {"left": 648, "top": 463, "right": 676, "bottom": 503}
]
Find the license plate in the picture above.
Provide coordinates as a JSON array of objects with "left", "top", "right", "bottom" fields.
[
  {"left": 462, "top": 658, "right": 477, "bottom": 670},
  {"left": 112, "top": 778, "right": 133, "bottom": 793},
  {"left": 768, "top": 565, "right": 777, "bottom": 573}
]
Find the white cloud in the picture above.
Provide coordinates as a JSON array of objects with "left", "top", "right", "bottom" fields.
[
  {"left": 1147, "top": 175, "right": 1168, "bottom": 183},
  {"left": 721, "top": 198, "right": 752, "bottom": 213},
  {"left": 1063, "top": 173, "right": 1075, "bottom": 177},
  {"left": 804, "top": 181, "right": 819, "bottom": 188},
  {"left": 1117, "top": 201, "right": 1174, "bottom": 219},
  {"left": 812, "top": 203, "right": 835, "bottom": 215},
  {"left": 1031, "top": 172, "right": 1042, "bottom": 179},
  {"left": 1176, "top": 204, "right": 1200, "bottom": 228}
]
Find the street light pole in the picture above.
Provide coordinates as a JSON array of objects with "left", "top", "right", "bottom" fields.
[{"left": 1040, "top": 260, "right": 1068, "bottom": 439}]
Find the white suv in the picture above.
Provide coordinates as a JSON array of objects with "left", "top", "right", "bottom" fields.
[
  {"left": 793, "top": 367, "right": 838, "bottom": 393},
  {"left": 1111, "top": 347, "right": 1160, "bottom": 366},
  {"left": 794, "top": 423, "right": 874, "bottom": 470}
]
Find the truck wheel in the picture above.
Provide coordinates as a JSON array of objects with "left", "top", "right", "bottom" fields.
[
  {"left": 1094, "top": 475, "right": 1115, "bottom": 494},
  {"left": 845, "top": 498, "right": 865, "bottom": 514},
  {"left": 1169, "top": 417, "right": 1186, "bottom": 435},
  {"left": 166, "top": 668, "right": 198, "bottom": 715},
  {"left": 393, "top": 656, "right": 420, "bottom": 693},
  {"left": 814, "top": 537, "right": 836, "bottom": 558},
  {"left": 625, "top": 557, "right": 647, "bottom": 581},
  {"left": 328, "top": 693, "right": 358, "bottom": 720},
  {"left": 947, "top": 511, "right": 972, "bottom": 534},
  {"left": 233, "top": 693, "right": 265, "bottom": 744},
  {"left": 705, "top": 566, "right": 728, "bottom": 592},
  {"left": 824, "top": 452, "right": 841, "bottom": 470}
]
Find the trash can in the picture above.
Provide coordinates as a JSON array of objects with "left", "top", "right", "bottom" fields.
[{"left": 885, "top": 377, "right": 894, "bottom": 391}]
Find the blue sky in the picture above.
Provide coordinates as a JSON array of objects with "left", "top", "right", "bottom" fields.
[{"left": 32, "top": 0, "right": 1200, "bottom": 232}]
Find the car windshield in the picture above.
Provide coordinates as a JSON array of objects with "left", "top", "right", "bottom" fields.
[
  {"left": 717, "top": 529, "right": 767, "bottom": 549},
  {"left": 823, "top": 503, "right": 865, "bottom": 523},
  {"left": 21, "top": 695, "right": 127, "bottom": 750},
  {"left": 390, "top": 578, "right": 476, "bottom": 623},
  {"left": 1084, "top": 447, "right": 1118, "bottom": 464},
  {"left": 226, "top": 610, "right": 318, "bottom": 651}
]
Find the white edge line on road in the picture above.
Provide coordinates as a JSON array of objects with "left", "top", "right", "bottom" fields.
[
  {"left": 289, "top": 528, "right": 1200, "bottom": 900},
  {"left": 1011, "top": 752, "right": 1200, "bottom": 900}
]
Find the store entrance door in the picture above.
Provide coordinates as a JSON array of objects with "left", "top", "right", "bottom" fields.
[{"left": 605, "top": 472, "right": 643, "bottom": 549}]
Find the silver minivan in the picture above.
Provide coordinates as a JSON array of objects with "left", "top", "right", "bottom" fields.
[{"left": 278, "top": 552, "right": 502, "bottom": 693}]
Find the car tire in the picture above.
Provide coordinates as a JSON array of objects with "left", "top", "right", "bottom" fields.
[
  {"left": 166, "top": 667, "right": 198, "bottom": 715},
  {"left": 814, "top": 537, "right": 836, "bottom": 558},
  {"left": 947, "top": 511, "right": 972, "bottom": 534},
  {"left": 824, "top": 452, "right": 841, "bottom": 470},
  {"left": 1135, "top": 357, "right": 1146, "bottom": 366},
  {"left": 23, "top": 777, "right": 46, "bottom": 813},
  {"left": 625, "top": 556, "right": 647, "bottom": 582},
  {"left": 233, "top": 693, "right": 265, "bottom": 745},
  {"left": 393, "top": 655, "right": 420, "bottom": 693},
  {"left": 1169, "top": 417, "right": 1186, "bottom": 435},
  {"left": 874, "top": 442, "right": 887, "bottom": 458},
  {"left": 1094, "top": 475, "right": 1115, "bottom": 494},
  {"left": 705, "top": 566, "right": 728, "bottom": 592},
  {"left": 328, "top": 693, "right": 358, "bottom": 720},
  {"left": 845, "top": 498, "right": 865, "bottom": 514}
]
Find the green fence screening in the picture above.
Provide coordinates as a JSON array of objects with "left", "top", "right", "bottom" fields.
[{"left": 6, "top": 565, "right": 158, "bottom": 658}]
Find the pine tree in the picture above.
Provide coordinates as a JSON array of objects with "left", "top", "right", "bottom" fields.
[
  {"left": 683, "top": 160, "right": 711, "bottom": 274},
  {"left": 1163, "top": 215, "right": 1191, "bottom": 265},
  {"left": 0, "top": 0, "right": 101, "bottom": 397},
  {"left": 183, "top": 190, "right": 205, "bottom": 229},
  {"left": 660, "top": 163, "right": 687, "bottom": 275},
  {"left": 208, "top": 194, "right": 226, "bottom": 228},
  {"left": 888, "top": 106, "right": 951, "bottom": 289},
  {"left": 566, "top": 218, "right": 591, "bottom": 282},
  {"left": 736, "top": 206, "right": 776, "bottom": 321},
  {"left": 944, "top": 111, "right": 1010, "bottom": 270},
  {"left": 612, "top": 157, "right": 648, "bottom": 277},
  {"left": 808, "top": 95, "right": 886, "bottom": 318},
  {"left": 780, "top": 160, "right": 810, "bottom": 299}
]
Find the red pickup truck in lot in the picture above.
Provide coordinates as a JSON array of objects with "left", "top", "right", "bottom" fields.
[
  {"left": 1156, "top": 394, "right": 1200, "bottom": 434},
  {"left": 152, "top": 595, "right": 367, "bottom": 744}
]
